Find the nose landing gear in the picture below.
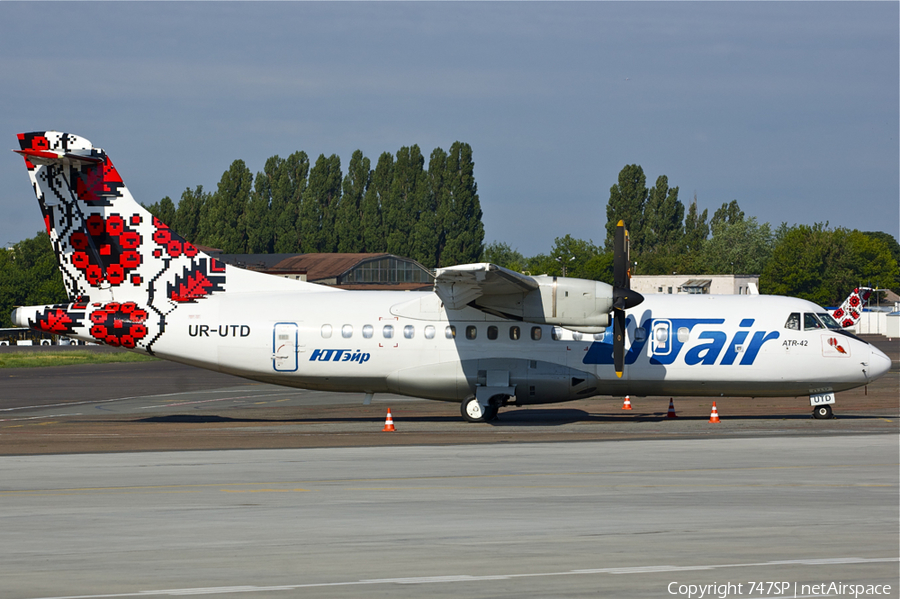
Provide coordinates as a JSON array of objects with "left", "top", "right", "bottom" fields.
[{"left": 812, "top": 404, "right": 833, "bottom": 419}]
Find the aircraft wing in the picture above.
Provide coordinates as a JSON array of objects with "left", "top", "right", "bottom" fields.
[
  {"left": 433, "top": 263, "right": 539, "bottom": 310},
  {"left": 433, "top": 263, "right": 621, "bottom": 332}
]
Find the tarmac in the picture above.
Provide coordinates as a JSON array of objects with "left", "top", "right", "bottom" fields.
[
  {"left": 0, "top": 336, "right": 897, "bottom": 454},
  {"left": 0, "top": 336, "right": 897, "bottom": 598}
]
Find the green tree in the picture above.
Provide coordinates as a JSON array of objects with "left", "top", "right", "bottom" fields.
[
  {"left": 143, "top": 196, "right": 176, "bottom": 227},
  {"left": 682, "top": 194, "right": 709, "bottom": 253},
  {"left": 483, "top": 241, "right": 525, "bottom": 272},
  {"left": 0, "top": 232, "right": 67, "bottom": 327},
  {"left": 425, "top": 148, "right": 449, "bottom": 266},
  {"left": 517, "top": 238, "right": 613, "bottom": 283},
  {"left": 300, "top": 154, "right": 342, "bottom": 253},
  {"left": 383, "top": 146, "right": 425, "bottom": 258},
  {"left": 440, "top": 142, "right": 484, "bottom": 266},
  {"left": 862, "top": 231, "right": 900, "bottom": 290},
  {"left": 550, "top": 235, "right": 603, "bottom": 279},
  {"left": 335, "top": 150, "right": 370, "bottom": 253},
  {"left": 246, "top": 167, "right": 274, "bottom": 254},
  {"left": 409, "top": 148, "right": 447, "bottom": 269},
  {"left": 605, "top": 165, "right": 648, "bottom": 252},
  {"left": 171, "top": 186, "right": 208, "bottom": 243},
  {"left": 710, "top": 199, "right": 745, "bottom": 228},
  {"left": 762, "top": 224, "right": 899, "bottom": 305},
  {"left": 701, "top": 216, "right": 773, "bottom": 275},
  {"left": 642, "top": 175, "right": 683, "bottom": 254},
  {"left": 272, "top": 151, "right": 310, "bottom": 253},
  {"left": 200, "top": 160, "right": 253, "bottom": 253},
  {"left": 361, "top": 152, "right": 393, "bottom": 253}
]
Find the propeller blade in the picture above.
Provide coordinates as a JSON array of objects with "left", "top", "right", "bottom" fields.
[
  {"left": 612, "top": 221, "right": 640, "bottom": 378},
  {"left": 613, "top": 220, "right": 630, "bottom": 290},
  {"left": 613, "top": 308, "right": 625, "bottom": 378}
]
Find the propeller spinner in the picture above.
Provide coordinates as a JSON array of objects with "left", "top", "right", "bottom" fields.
[{"left": 612, "top": 220, "right": 644, "bottom": 377}]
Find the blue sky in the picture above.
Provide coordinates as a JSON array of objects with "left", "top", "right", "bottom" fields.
[{"left": 1, "top": 2, "right": 897, "bottom": 256}]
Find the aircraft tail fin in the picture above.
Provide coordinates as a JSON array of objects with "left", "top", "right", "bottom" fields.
[
  {"left": 13, "top": 132, "right": 327, "bottom": 352},
  {"left": 14, "top": 131, "right": 317, "bottom": 306},
  {"left": 831, "top": 287, "right": 872, "bottom": 328}
]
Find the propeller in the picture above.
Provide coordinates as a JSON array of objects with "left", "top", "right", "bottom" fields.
[{"left": 612, "top": 220, "right": 644, "bottom": 378}]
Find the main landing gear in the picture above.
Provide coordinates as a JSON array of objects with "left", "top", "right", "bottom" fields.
[
  {"left": 812, "top": 404, "right": 833, "bottom": 419},
  {"left": 461, "top": 395, "right": 504, "bottom": 423}
]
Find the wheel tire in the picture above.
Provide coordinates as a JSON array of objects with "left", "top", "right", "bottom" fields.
[
  {"left": 813, "top": 404, "right": 833, "bottom": 419},
  {"left": 461, "top": 397, "right": 488, "bottom": 423}
]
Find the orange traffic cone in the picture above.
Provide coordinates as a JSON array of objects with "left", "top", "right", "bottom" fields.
[
  {"left": 622, "top": 395, "right": 633, "bottom": 410},
  {"left": 666, "top": 398, "right": 677, "bottom": 418},
  {"left": 382, "top": 408, "right": 395, "bottom": 432},
  {"left": 709, "top": 402, "right": 720, "bottom": 423}
]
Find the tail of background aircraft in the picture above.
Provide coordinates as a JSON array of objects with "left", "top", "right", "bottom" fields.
[
  {"left": 832, "top": 287, "right": 872, "bottom": 328},
  {"left": 12, "top": 131, "right": 323, "bottom": 352}
]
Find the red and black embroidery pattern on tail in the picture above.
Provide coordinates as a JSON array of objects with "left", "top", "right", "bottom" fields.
[
  {"left": 69, "top": 213, "right": 144, "bottom": 287},
  {"left": 31, "top": 303, "right": 87, "bottom": 336},
  {"left": 71, "top": 157, "right": 126, "bottom": 205},
  {"left": 149, "top": 216, "right": 225, "bottom": 303},
  {"left": 168, "top": 259, "right": 227, "bottom": 303},
  {"left": 88, "top": 302, "right": 149, "bottom": 348}
]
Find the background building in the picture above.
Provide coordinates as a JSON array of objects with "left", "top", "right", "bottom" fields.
[
  {"left": 217, "top": 253, "right": 433, "bottom": 291},
  {"left": 631, "top": 274, "right": 759, "bottom": 296}
]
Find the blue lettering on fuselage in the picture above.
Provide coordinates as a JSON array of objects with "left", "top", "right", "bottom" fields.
[
  {"left": 582, "top": 317, "right": 779, "bottom": 367},
  {"left": 310, "top": 349, "right": 370, "bottom": 363}
]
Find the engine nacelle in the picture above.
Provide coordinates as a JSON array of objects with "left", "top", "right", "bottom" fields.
[{"left": 475, "top": 275, "right": 613, "bottom": 328}]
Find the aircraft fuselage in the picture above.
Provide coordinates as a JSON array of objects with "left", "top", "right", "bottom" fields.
[{"left": 135, "top": 289, "right": 886, "bottom": 404}]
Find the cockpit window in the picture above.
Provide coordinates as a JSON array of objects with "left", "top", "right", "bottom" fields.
[
  {"left": 785, "top": 313, "right": 800, "bottom": 330},
  {"left": 816, "top": 313, "right": 841, "bottom": 330},
  {"left": 803, "top": 313, "right": 825, "bottom": 331}
]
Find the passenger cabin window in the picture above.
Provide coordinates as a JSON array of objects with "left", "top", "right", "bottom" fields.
[
  {"left": 341, "top": 325, "right": 353, "bottom": 339},
  {"left": 634, "top": 327, "right": 646, "bottom": 343},
  {"left": 593, "top": 332, "right": 605, "bottom": 341},
  {"left": 803, "top": 313, "right": 825, "bottom": 331},
  {"left": 572, "top": 331, "right": 583, "bottom": 341},
  {"left": 531, "top": 326, "right": 542, "bottom": 341},
  {"left": 321, "top": 324, "right": 333, "bottom": 339},
  {"left": 676, "top": 327, "right": 690, "bottom": 343},
  {"left": 487, "top": 326, "right": 498, "bottom": 340},
  {"left": 785, "top": 313, "right": 800, "bottom": 330},
  {"left": 403, "top": 325, "right": 415, "bottom": 339},
  {"left": 362, "top": 325, "right": 374, "bottom": 339},
  {"left": 551, "top": 327, "right": 563, "bottom": 341},
  {"left": 424, "top": 325, "right": 435, "bottom": 339},
  {"left": 509, "top": 326, "right": 520, "bottom": 340},
  {"left": 466, "top": 326, "right": 477, "bottom": 340},
  {"left": 446, "top": 325, "right": 456, "bottom": 339},
  {"left": 383, "top": 324, "right": 394, "bottom": 339}
]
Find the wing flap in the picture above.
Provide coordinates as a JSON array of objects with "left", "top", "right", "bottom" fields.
[{"left": 434, "top": 263, "right": 538, "bottom": 310}]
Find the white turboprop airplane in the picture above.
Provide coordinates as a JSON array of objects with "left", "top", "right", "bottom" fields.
[{"left": 11, "top": 132, "right": 892, "bottom": 421}]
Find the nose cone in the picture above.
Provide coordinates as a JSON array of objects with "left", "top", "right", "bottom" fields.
[{"left": 868, "top": 346, "right": 892, "bottom": 381}]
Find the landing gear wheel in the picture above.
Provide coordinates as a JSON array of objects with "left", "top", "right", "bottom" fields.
[
  {"left": 461, "top": 397, "right": 501, "bottom": 423},
  {"left": 813, "top": 404, "right": 833, "bottom": 419},
  {"left": 461, "top": 397, "right": 488, "bottom": 423}
]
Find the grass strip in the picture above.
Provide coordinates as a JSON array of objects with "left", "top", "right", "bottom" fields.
[{"left": 0, "top": 350, "right": 158, "bottom": 369}]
